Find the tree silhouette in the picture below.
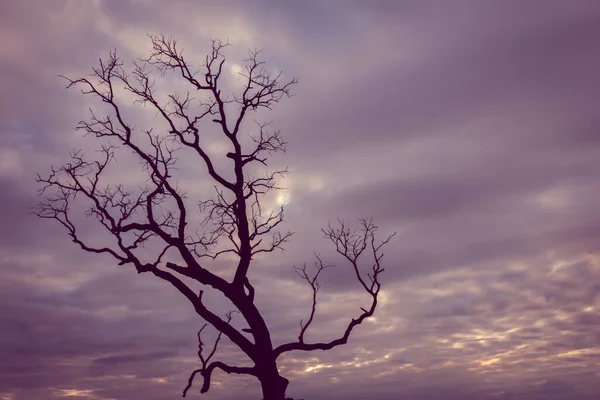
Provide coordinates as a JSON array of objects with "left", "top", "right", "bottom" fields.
[{"left": 35, "top": 35, "right": 395, "bottom": 400}]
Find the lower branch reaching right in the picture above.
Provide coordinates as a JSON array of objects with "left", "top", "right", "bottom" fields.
[{"left": 275, "top": 219, "right": 395, "bottom": 358}]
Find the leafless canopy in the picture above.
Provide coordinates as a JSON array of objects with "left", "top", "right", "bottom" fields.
[{"left": 35, "top": 35, "right": 395, "bottom": 400}]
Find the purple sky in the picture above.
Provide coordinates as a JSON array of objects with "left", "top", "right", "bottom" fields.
[{"left": 2, "top": 1, "right": 600, "bottom": 399}]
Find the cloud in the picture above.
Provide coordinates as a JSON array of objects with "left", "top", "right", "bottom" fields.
[{"left": 1, "top": 1, "right": 600, "bottom": 399}]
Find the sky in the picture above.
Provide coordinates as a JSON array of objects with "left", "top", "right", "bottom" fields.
[{"left": 1, "top": 0, "right": 600, "bottom": 399}]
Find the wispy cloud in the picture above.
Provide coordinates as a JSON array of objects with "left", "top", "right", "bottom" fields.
[{"left": 1, "top": 1, "right": 600, "bottom": 399}]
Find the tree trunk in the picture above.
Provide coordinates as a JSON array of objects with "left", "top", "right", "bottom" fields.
[{"left": 258, "top": 362, "right": 289, "bottom": 400}]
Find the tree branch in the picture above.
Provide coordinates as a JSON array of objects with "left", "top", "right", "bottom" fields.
[
  {"left": 294, "top": 254, "right": 333, "bottom": 344},
  {"left": 275, "top": 219, "right": 395, "bottom": 358},
  {"left": 183, "top": 310, "right": 256, "bottom": 397},
  {"left": 183, "top": 361, "right": 256, "bottom": 397}
]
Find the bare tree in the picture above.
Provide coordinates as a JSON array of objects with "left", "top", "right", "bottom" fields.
[{"left": 35, "top": 35, "right": 395, "bottom": 400}]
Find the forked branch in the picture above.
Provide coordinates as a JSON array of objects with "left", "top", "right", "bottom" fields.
[
  {"left": 294, "top": 254, "right": 333, "bottom": 344},
  {"left": 183, "top": 311, "right": 256, "bottom": 397},
  {"left": 275, "top": 219, "right": 396, "bottom": 357}
]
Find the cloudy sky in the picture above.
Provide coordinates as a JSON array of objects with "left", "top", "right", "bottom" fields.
[{"left": 2, "top": 1, "right": 600, "bottom": 399}]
